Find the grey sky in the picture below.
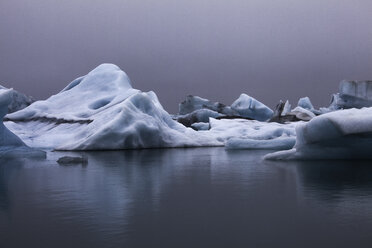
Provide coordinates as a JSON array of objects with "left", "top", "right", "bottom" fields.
[{"left": 1, "top": 0, "right": 372, "bottom": 113}]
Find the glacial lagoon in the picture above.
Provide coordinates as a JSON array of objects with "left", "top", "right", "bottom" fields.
[{"left": 1, "top": 148, "right": 372, "bottom": 248}]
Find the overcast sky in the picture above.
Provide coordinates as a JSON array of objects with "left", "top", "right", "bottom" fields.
[{"left": 1, "top": 0, "right": 372, "bottom": 113}]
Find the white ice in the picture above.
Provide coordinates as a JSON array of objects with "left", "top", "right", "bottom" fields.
[
  {"left": 191, "top": 122, "right": 210, "bottom": 131},
  {"left": 265, "top": 107, "right": 372, "bottom": 160},
  {"left": 208, "top": 118, "right": 298, "bottom": 150},
  {"left": 6, "top": 64, "right": 221, "bottom": 150},
  {"left": 281, "top": 100, "right": 291, "bottom": 116}
]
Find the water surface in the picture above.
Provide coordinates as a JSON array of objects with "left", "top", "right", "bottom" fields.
[{"left": 1, "top": 148, "right": 372, "bottom": 248}]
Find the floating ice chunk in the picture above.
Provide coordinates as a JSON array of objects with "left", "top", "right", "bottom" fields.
[
  {"left": 290, "top": 107, "right": 316, "bottom": 121},
  {"left": 281, "top": 100, "right": 291, "bottom": 116},
  {"left": 179, "top": 95, "right": 235, "bottom": 115},
  {"left": 337, "top": 80, "right": 372, "bottom": 108},
  {"left": 321, "top": 80, "right": 372, "bottom": 112},
  {"left": 297, "top": 97, "right": 314, "bottom": 110},
  {"left": 225, "top": 137, "right": 295, "bottom": 150},
  {"left": 230, "top": 94, "right": 273, "bottom": 121},
  {"left": 265, "top": 107, "right": 372, "bottom": 160},
  {"left": 319, "top": 93, "right": 342, "bottom": 113},
  {"left": 57, "top": 156, "right": 88, "bottom": 165},
  {"left": 206, "top": 118, "right": 298, "bottom": 150},
  {"left": 191, "top": 122, "right": 210, "bottom": 131}
]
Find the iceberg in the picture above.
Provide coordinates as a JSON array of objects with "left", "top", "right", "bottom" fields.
[
  {"left": 270, "top": 100, "right": 299, "bottom": 123},
  {"left": 230, "top": 94, "right": 274, "bottom": 121},
  {"left": 338, "top": 80, "right": 372, "bottom": 108},
  {"left": 265, "top": 107, "right": 372, "bottom": 160},
  {"left": 281, "top": 100, "right": 291, "bottom": 116},
  {"left": 270, "top": 100, "right": 315, "bottom": 123},
  {"left": 297, "top": 97, "right": 314, "bottom": 110},
  {"left": 0, "top": 85, "right": 34, "bottom": 113},
  {"left": 177, "top": 109, "right": 223, "bottom": 127},
  {"left": 3, "top": 64, "right": 300, "bottom": 151},
  {"left": 297, "top": 96, "right": 322, "bottom": 115},
  {"left": 5, "top": 64, "right": 220, "bottom": 150},
  {"left": 178, "top": 95, "right": 235, "bottom": 116},
  {"left": 191, "top": 122, "right": 210, "bottom": 131},
  {"left": 208, "top": 118, "right": 298, "bottom": 150},
  {"left": 321, "top": 80, "right": 372, "bottom": 112},
  {"left": 0, "top": 89, "right": 45, "bottom": 158}
]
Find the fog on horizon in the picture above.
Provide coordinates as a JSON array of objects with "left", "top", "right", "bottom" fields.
[{"left": 1, "top": 0, "right": 372, "bottom": 113}]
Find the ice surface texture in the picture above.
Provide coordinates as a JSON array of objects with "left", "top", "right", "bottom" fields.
[{"left": 265, "top": 107, "right": 372, "bottom": 160}]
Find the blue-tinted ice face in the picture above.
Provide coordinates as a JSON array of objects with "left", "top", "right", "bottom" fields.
[{"left": 0, "top": 89, "right": 13, "bottom": 117}]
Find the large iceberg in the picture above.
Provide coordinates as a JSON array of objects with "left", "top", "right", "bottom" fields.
[
  {"left": 230, "top": 94, "right": 273, "bottom": 121},
  {"left": 0, "top": 89, "right": 45, "bottom": 158},
  {"left": 338, "top": 80, "right": 372, "bottom": 108},
  {"left": 5, "top": 64, "right": 219, "bottom": 150},
  {"left": 321, "top": 80, "right": 372, "bottom": 112},
  {"left": 265, "top": 107, "right": 372, "bottom": 160}
]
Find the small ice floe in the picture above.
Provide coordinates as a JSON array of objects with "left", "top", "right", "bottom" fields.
[{"left": 57, "top": 156, "right": 88, "bottom": 165}]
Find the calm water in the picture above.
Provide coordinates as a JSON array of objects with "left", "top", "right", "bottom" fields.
[{"left": 1, "top": 148, "right": 372, "bottom": 248}]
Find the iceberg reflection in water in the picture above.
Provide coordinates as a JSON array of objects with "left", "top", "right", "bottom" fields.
[{"left": 1, "top": 148, "right": 372, "bottom": 248}]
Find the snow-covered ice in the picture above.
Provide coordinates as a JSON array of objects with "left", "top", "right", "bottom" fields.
[
  {"left": 5, "top": 64, "right": 221, "bottom": 150},
  {"left": 230, "top": 94, "right": 273, "bottom": 121},
  {"left": 281, "top": 100, "right": 291, "bottom": 116},
  {"left": 208, "top": 118, "right": 298, "bottom": 150},
  {"left": 290, "top": 106, "right": 316, "bottom": 121},
  {"left": 265, "top": 107, "right": 372, "bottom": 160}
]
